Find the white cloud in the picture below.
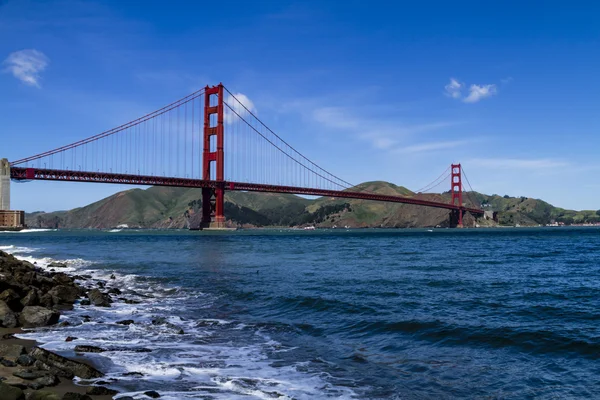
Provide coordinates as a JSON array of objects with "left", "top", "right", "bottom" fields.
[
  {"left": 445, "top": 78, "right": 499, "bottom": 103},
  {"left": 3, "top": 49, "right": 49, "bottom": 87},
  {"left": 444, "top": 78, "right": 463, "bottom": 99},
  {"left": 468, "top": 158, "right": 569, "bottom": 170},
  {"left": 312, "top": 107, "right": 359, "bottom": 129},
  {"left": 224, "top": 92, "right": 256, "bottom": 124},
  {"left": 463, "top": 84, "right": 498, "bottom": 103},
  {"left": 394, "top": 140, "right": 470, "bottom": 154}
]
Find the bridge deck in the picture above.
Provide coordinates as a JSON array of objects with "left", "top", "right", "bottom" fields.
[{"left": 9, "top": 167, "right": 483, "bottom": 215}]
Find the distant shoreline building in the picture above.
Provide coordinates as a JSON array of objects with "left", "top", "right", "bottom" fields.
[{"left": 0, "top": 158, "right": 26, "bottom": 231}]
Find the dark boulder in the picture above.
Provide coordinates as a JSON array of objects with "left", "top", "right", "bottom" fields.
[
  {"left": 0, "top": 357, "right": 17, "bottom": 367},
  {"left": 0, "top": 382, "right": 25, "bottom": 400},
  {"left": 48, "top": 262, "right": 67, "bottom": 269},
  {"left": 51, "top": 273, "right": 73, "bottom": 286},
  {"left": 38, "top": 293, "right": 55, "bottom": 309},
  {"left": 18, "top": 306, "right": 60, "bottom": 328},
  {"left": 16, "top": 354, "right": 35, "bottom": 367},
  {"left": 0, "top": 288, "right": 23, "bottom": 311},
  {"left": 62, "top": 393, "right": 92, "bottom": 400},
  {"left": 28, "top": 391, "right": 61, "bottom": 400},
  {"left": 74, "top": 345, "right": 105, "bottom": 353},
  {"left": 116, "top": 319, "right": 134, "bottom": 326},
  {"left": 12, "top": 369, "right": 46, "bottom": 380},
  {"left": 144, "top": 391, "right": 161, "bottom": 398},
  {"left": 29, "top": 347, "right": 103, "bottom": 379},
  {"left": 85, "top": 386, "right": 119, "bottom": 396},
  {"left": 87, "top": 289, "right": 111, "bottom": 307},
  {"left": 0, "top": 300, "right": 18, "bottom": 328},
  {"left": 0, "top": 344, "right": 25, "bottom": 362},
  {"left": 21, "top": 289, "right": 40, "bottom": 307},
  {"left": 48, "top": 285, "right": 80, "bottom": 304}
]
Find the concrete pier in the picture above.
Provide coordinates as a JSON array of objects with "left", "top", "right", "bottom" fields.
[{"left": 0, "top": 158, "right": 9, "bottom": 210}]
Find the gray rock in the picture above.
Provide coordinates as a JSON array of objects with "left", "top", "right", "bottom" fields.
[
  {"left": 61, "top": 393, "right": 92, "bottom": 400},
  {"left": 0, "top": 344, "right": 26, "bottom": 362},
  {"left": 47, "top": 262, "right": 67, "bottom": 269},
  {"left": 144, "top": 391, "right": 161, "bottom": 398},
  {"left": 31, "top": 374, "right": 59, "bottom": 388},
  {"left": 29, "top": 347, "right": 103, "bottom": 379},
  {"left": 38, "top": 294, "right": 54, "bottom": 309},
  {"left": 21, "top": 289, "right": 40, "bottom": 307},
  {"left": 27, "top": 391, "right": 61, "bottom": 400},
  {"left": 73, "top": 345, "right": 105, "bottom": 353},
  {"left": 0, "top": 289, "right": 22, "bottom": 311},
  {"left": 116, "top": 319, "right": 134, "bottom": 325},
  {"left": 0, "top": 299, "right": 18, "bottom": 328},
  {"left": 87, "top": 289, "right": 111, "bottom": 307},
  {"left": 51, "top": 273, "right": 72, "bottom": 286},
  {"left": 85, "top": 386, "right": 119, "bottom": 396},
  {"left": 16, "top": 354, "right": 35, "bottom": 367},
  {"left": 12, "top": 369, "right": 46, "bottom": 380},
  {"left": 47, "top": 286, "right": 80, "bottom": 304},
  {"left": 1, "top": 357, "right": 17, "bottom": 367},
  {"left": 33, "top": 360, "right": 74, "bottom": 379},
  {"left": 18, "top": 307, "right": 60, "bottom": 328},
  {"left": 0, "top": 382, "right": 25, "bottom": 400}
]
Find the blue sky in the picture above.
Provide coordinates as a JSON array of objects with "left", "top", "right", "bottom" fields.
[{"left": 1, "top": 0, "right": 599, "bottom": 212}]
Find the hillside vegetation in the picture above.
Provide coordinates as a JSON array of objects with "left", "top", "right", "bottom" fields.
[{"left": 26, "top": 182, "right": 600, "bottom": 229}]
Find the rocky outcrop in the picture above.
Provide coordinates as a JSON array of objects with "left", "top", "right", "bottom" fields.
[
  {"left": 87, "top": 289, "right": 111, "bottom": 307},
  {"left": 0, "top": 251, "right": 100, "bottom": 329},
  {"left": 18, "top": 307, "right": 60, "bottom": 328},
  {"left": 29, "top": 347, "right": 103, "bottom": 379}
]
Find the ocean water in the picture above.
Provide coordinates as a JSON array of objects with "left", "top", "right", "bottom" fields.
[{"left": 1, "top": 227, "right": 600, "bottom": 399}]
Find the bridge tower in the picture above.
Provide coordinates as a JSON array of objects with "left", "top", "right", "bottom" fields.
[
  {"left": 201, "top": 84, "right": 226, "bottom": 229},
  {"left": 0, "top": 158, "right": 10, "bottom": 210},
  {"left": 450, "top": 163, "right": 463, "bottom": 227}
]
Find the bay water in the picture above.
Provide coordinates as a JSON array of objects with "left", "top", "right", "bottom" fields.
[{"left": 1, "top": 227, "right": 599, "bottom": 399}]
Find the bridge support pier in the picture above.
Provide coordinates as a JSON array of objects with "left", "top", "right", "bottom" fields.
[
  {"left": 200, "top": 84, "right": 226, "bottom": 229},
  {"left": 0, "top": 158, "right": 10, "bottom": 211},
  {"left": 449, "top": 209, "right": 464, "bottom": 228}
]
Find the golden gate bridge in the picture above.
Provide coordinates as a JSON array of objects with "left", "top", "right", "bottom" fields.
[{"left": 5, "top": 84, "right": 483, "bottom": 228}]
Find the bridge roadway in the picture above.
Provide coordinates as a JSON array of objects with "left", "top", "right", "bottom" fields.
[{"left": 10, "top": 167, "right": 484, "bottom": 215}]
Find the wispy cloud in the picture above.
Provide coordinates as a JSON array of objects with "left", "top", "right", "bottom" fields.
[
  {"left": 224, "top": 92, "right": 256, "bottom": 124},
  {"left": 464, "top": 84, "right": 498, "bottom": 103},
  {"left": 394, "top": 140, "right": 472, "bottom": 154},
  {"left": 311, "top": 105, "right": 462, "bottom": 152},
  {"left": 3, "top": 49, "right": 49, "bottom": 87},
  {"left": 444, "top": 78, "right": 463, "bottom": 99},
  {"left": 468, "top": 158, "right": 569, "bottom": 169},
  {"left": 444, "top": 78, "right": 499, "bottom": 103}
]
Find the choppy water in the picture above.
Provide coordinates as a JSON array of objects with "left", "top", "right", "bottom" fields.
[{"left": 1, "top": 227, "right": 600, "bottom": 399}]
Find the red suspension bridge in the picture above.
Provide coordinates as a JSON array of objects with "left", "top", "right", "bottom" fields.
[{"left": 5, "top": 84, "right": 483, "bottom": 228}]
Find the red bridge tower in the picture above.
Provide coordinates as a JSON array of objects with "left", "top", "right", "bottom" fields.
[
  {"left": 450, "top": 163, "right": 463, "bottom": 227},
  {"left": 201, "top": 84, "right": 226, "bottom": 229}
]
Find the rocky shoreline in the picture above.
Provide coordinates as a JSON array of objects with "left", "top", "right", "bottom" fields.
[{"left": 0, "top": 250, "right": 152, "bottom": 400}]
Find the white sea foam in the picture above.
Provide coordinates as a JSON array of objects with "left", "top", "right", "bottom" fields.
[{"left": 0, "top": 228, "right": 57, "bottom": 234}]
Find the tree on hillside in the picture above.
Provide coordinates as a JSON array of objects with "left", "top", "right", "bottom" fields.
[{"left": 597, "top": 210, "right": 600, "bottom": 216}]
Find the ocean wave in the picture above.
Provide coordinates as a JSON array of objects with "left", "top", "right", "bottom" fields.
[{"left": 8, "top": 248, "right": 359, "bottom": 399}]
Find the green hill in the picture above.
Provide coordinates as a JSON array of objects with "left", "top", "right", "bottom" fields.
[{"left": 25, "top": 183, "right": 600, "bottom": 229}]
